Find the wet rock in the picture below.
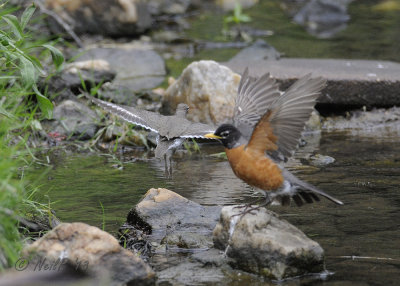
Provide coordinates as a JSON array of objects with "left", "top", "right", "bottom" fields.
[
  {"left": 213, "top": 206, "right": 325, "bottom": 280},
  {"left": 322, "top": 106, "right": 400, "bottom": 137},
  {"left": 224, "top": 57, "right": 400, "bottom": 107},
  {"left": 22, "top": 222, "right": 155, "bottom": 286},
  {"left": 44, "top": 0, "right": 152, "bottom": 37},
  {"left": 43, "top": 0, "right": 195, "bottom": 37},
  {"left": 164, "top": 60, "right": 240, "bottom": 124},
  {"left": 302, "top": 153, "right": 335, "bottom": 167},
  {"left": 45, "top": 60, "right": 116, "bottom": 103},
  {"left": 151, "top": 30, "right": 182, "bottom": 43},
  {"left": 97, "top": 82, "right": 139, "bottom": 106},
  {"left": 293, "top": 0, "right": 353, "bottom": 38},
  {"left": 216, "top": 0, "right": 259, "bottom": 11},
  {"left": 47, "top": 100, "right": 99, "bottom": 140},
  {"left": 125, "top": 188, "right": 221, "bottom": 249},
  {"left": 78, "top": 47, "right": 165, "bottom": 93},
  {"left": 63, "top": 60, "right": 116, "bottom": 87}
]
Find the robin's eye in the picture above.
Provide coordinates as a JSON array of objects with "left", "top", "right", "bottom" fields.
[{"left": 220, "top": 131, "right": 230, "bottom": 137}]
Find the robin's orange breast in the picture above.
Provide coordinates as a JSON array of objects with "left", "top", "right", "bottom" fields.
[{"left": 225, "top": 145, "right": 284, "bottom": 191}]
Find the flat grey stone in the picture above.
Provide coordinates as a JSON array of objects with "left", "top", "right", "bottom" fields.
[{"left": 224, "top": 50, "right": 400, "bottom": 107}]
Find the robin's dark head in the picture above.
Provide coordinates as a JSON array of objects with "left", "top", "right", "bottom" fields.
[{"left": 204, "top": 124, "right": 242, "bottom": 149}]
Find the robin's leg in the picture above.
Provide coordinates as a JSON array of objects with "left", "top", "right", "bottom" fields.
[
  {"left": 164, "top": 152, "right": 173, "bottom": 179},
  {"left": 232, "top": 191, "right": 274, "bottom": 218},
  {"left": 168, "top": 155, "right": 173, "bottom": 178},
  {"left": 163, "top": 154, "right": 168, "bottom": 176}
]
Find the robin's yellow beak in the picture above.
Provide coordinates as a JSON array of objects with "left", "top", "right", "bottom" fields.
[{"left": 204, "top": 133, "right": 222, "bottom": 139}]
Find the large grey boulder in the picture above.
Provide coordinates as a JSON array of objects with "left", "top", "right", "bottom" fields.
[
  {"left": 22, "top": 222, "right": 156, "bottom": 286},
  {"left": 163, "top": 60, "right": 240, "bottom": 125},
  {"left": 213, "top": 206, "right": 325, "bottom": 280}
]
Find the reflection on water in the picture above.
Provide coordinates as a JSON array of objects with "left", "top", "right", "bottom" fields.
[{"left": 29, "top": 132, "right": 400, "bottom": 285}]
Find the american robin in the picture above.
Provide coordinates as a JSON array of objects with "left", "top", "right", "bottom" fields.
[
  {"left": 84, "top": 95, "right": 215, "bottom": 176},
  {"left": 205, "top": 68, "right": 343, "bottom": 206}
]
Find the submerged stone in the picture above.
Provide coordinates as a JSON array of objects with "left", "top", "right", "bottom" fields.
[{"left": 213, "top": 206, "right": 325, "bottom": 280}]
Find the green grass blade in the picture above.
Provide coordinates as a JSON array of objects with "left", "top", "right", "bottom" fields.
[
  {"left": 3, "top": 14, "right": 23, "bottom": 40},
  {"left": 19, "top": 56, "right": 36, "bottom": 87},
  {"left": 21, "top": 3, "right": 36, "bottom": 31},
  {"left": 33, "top": 84, "right": 53, "bottom": 119},
  {"left": 42, "top": 44, "right": 64, "bottom": 70}
]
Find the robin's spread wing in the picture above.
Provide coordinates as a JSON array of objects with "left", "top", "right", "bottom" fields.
[
  {"left": 233, "top": 68, "right": 281, "bottom": 141},
  {"left": 268, "top": 75, "right": 326, "bottom": 158},
  {"left": 246, "top": 111, "right": 278, "bottom": 155},
  {"left": 85, "top": 95, "right": 160, "bottom": 133}
]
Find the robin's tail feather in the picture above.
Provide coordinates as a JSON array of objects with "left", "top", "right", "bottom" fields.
[{"left": 281, "top": 169, "right": 343, "bottom": 206}]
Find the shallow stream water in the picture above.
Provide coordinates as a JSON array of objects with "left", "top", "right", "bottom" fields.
[
  {"left": 25, "top": 1, "right": 400, "bottom": 284},
  {"left": 28, "top": 131, "right": 400, "bottom": 285}
]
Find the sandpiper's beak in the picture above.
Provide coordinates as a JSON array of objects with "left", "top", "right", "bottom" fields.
[{"left": 204, "top": 133, "right": 222, "bottom": 139}]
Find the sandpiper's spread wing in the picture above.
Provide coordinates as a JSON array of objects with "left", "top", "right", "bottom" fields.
[
  {"left": 85, "top": 94, "right": 215, "bottom": 139},
  {"left": 233, "top": 68, "right": 281, "bottom": 141},
  {"left": 179, "top": 122, "right": 216, "bottom": 139},
  {"left": 268, "top": 75, "right": 326, "bottom": 158},
  {"left": 86, "top": 95, "right": 160, "bottom": 133}
]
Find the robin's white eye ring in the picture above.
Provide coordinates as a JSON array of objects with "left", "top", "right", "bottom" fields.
[{"left": 220, "top": 131, "right": 230, "bottom": 137}]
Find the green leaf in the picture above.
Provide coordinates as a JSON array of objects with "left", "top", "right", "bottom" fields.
[
  {"left": 26, "top": 54, "right": 45, "bottom": 76},
  {"left": 33, "top": 84, "right": 53, "bottom": 119},
  {"left": 0, "top": 105, "right": 15, "bottom": 119},
  {"left": 21, "top": 3, "right": 36, "bottom": 31},
  {"left": 224, "top": 16, "right": 234, "bottom": 23},
  {"left": 238, "top": 15, "right": 251, "bottom": 22},
  {"left": 234, "top": 3, "right": 242, "bottom": 19},
  {"left": 19, "top": 56, "right": 36, "bottom": 87},
  {"left": 3, "top": 15, "right": 23, "bottom": 40},
  {"left": 42, "top": 44, "right": 64, "bottom": 70},
  {"left": 0, "top": 6, "right": 18, "bottom": 18}
]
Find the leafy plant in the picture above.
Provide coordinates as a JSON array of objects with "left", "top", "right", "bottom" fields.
[
  {"left": 0, "top": 2, "right": 65, "bottom": 270},
  {"left": 0, "top": 2, "right": 64, "bottom": 119},
  {"left": 223, "top": 2, "right": 252, "bottom": 28}
]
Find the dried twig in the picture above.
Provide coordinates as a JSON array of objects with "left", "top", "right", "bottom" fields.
[
  {"left": 334, "top": 255, "right": 399, "bottom": 262},
  {"left": 34, "top": 0, "right": 84, "bottom": 48}
]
